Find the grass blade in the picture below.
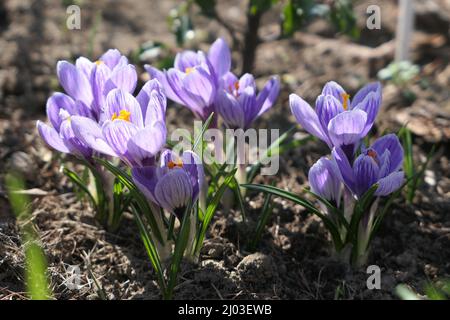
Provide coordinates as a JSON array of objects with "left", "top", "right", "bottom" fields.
[
  {"left": 194, "top": 168, "right": 237, "bottom": 255},
  {"left": 165, "top": 201, "right": 193, "bottom": 299},
  {"left": 249, "top": 187, "right": 273, "bottom": 251}
]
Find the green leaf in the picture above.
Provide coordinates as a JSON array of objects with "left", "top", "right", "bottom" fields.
[
  {"left": 63, "top": 166, "right": 98, "bottom": 212},
  {"left": 194, "top": 0, "right": 216, "bottom": 16},
  {"left": 328, "top": 0, "right": 360, "bottom": 38},
  {"left": 250, "top": 0, "right": 278, "bottom": 15},
  {"left": 281, "top": 0, "right": 315, "bottom": 36},
  {"left": 395, "top": 284, "right": 420, "bottom": 300},
  {"left": 131, "top": 205, "right": 166, "bottom": 294},
  {"left": 346, "top": 183, "right": 378, "bottom": 245},
  {"left": 94, "top": 158, "right": 164, "bottom": 244},
  {"left": 249, "top": 186, "right": 274, "bottom": 251},
  {"left": 194, "top": 168, "right": 238, "bottom": 255},
  {"left": 193, "top": 112, "right": 215, "bottom": 153},
  {"left": 304, "top": 188, "right": 349, "bottom": 231},
  {"left": 242, "top": 183, "right": 343, "bottom": 250},
  {"left": 165, "top": 201, "right": 193, "bottom": 300}
]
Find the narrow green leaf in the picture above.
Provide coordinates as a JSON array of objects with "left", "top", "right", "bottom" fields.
[
  {"left": 165, "top": 201, "right": 193, "bottom": 300},
  {"left": 95, "top": 158, "right": 164, "bottom": 244},
  {"left": 195, "top": 168, "right": 237, "bottom": 255},
  {"left": 242, "top": 183, "right": 343, "bottom": 250},
  {"left": 194, "top": 112, "right": 215, "bottom": 152},
  {"left": 131, "top": 205, "right": 166, "bottom": 294},
  {"left": 249, "top": 187, "right": 273, "bottom": 251},
  {"left": 63, "top": 166, "right": 97, "bottom": 211}
]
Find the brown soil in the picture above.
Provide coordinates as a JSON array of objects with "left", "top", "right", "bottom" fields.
[{"left": 1, "top": 0, "right": 449, "bottom": 299}]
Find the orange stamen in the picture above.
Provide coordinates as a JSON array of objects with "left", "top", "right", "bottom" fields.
[
  {"left": 341, "top": 93, "right": 350, "bottom": 110},
  {"left": 168, "top": 160, "right": 183, "bottom": 169}
]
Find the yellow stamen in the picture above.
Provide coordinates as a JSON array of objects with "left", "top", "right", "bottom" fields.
[
  {"left": 341, "top": 93, "right": 350, "bottom": 110},
  {"left": 185, "top": 67, "right": 194, "bottom": 75},
  {"left": 111, "top": 110, "right": 131, "bottom": 122},
  {"left": 95, "top": 60, "right": 103, "bottom": 65},
  {"left": 168, "top": 160, "right": 183, "bottom": 169},
  {"left": 234, "top": 81, "right": 240, "bottom": 91}
]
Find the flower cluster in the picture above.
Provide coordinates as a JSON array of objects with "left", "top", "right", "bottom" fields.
[
  {"left": 147, "top": 38, "right": 280, "bottom": 129},
  {"left": 291, "top": 81, "right": 405, "bottom": 265},
  {"left": 37, "top": 38, "right": 407, "bottom": 297}
]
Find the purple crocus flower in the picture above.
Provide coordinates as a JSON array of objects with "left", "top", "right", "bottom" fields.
[
  {"left": 70, "top": 80, "right": 167, "bottom": 167},
  {"left": 57, "top": 49, "right": 137, "bottom": 119},
  {"left": 332, "top": 134, "right": 404, "bottom": 198},
  {"left": 37, "top": 49, "right": 139, "bottom": 158},
  {"left": 37, "top": 93, "right": 95, "bottom": 158},
  {"left": 290, "top": 81, "right": 382, "bottom": 160},
  {"left": 308, "top": 157, "right": 343, "bottom": 206},
  {"left": 131, "top": 150, "right": 204, "bottom": 218},
  {"left": 145, "top": 38, "right": 231, "bottom": 121},
  {"left": 215, "top": 72, "right": 280, "bottom": 129}
]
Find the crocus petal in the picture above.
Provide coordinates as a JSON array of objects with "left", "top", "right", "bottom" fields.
[
  {"left": 183, "top": 67, "right": 216, "bottom": 107},
  {"left": 315, "top": 94, "right": 344, "bottom": 132},
  {"left": 137, "top": 79, "right": 166, "bottom": 120},
  {"left": 102, "top": 120, "right": 138, "bottom": 160},
  {"left": 57, "top": 61, "right": 93, "bottom": 106},
  {"left": 308, "top": 157, "right": 342, "bottom": 204},
  {"left": 46, "top": 93, "right": 76, "bottom": 130},
  {"left": 328, "top": 109, "right": 367, "bottom": 148},
  {"left": 353, "top": 155, "right": 379, "bottom": 197},
  {"left": 145, "top": 65, "right": 185, "bottom": 106},
  {"left": 75, "top": 57, "right": 94, "bottom": 79},
  {"left": 145, "top": 91, "right": 167, "bottom": 127},
  {"left": 375, "top": 171, "right": 405, "bottom": 196},
  {"left": 353, "top": 91, "right": 381, "bottom": 136},
  {"left": 351, "top": 82, "right": 381, "bottom": 109},
  {"left": 174, "top": 50, "right": 199, "bottom": 71},
  {"left": 100, "top": 49, "right": 127, "bottom": 69},
  {"left": 131, "top": 166, "right": 158, "bottom": 204},
  {"left": 208, "top": 38, "right": 231, "bottom": 77},
  {"left": 73, "top": 100, "right": 94, "bottom": 118},
  {"left": 37, "top": 121, "right": 70, "bottom": 153},
  {"left": 71, "top": 116, "right": 117, "bottom": 157},
  {"left": 104, "top": 89, "right": 144, "bottom": 128},
  {"left": 240, "top": 86, "right": 258, "bottom": 128},
  {"left": 371, "top": 133, "right": 404, "bottom": 173},
  {"left": 105, "top": 64, "right": 137, "bottom": 94},
  {"left": 160, "top": 149, "right": 177, "bottom": 169},
  {"left": 154, "top": 169, "right": 193, "bottom": 214},
  {"left": 377, "top": 149, "right": 391, "bottom": 178},
  {"left": 91, "top": 62, "right": 112, "bottom": 116},
  {"left": 221, "top": 71, "right": 239, "bottom": 89},
  {"left": 215, "top": 91, "right": 245, "bottom": 129},
  {"left": 322, "top": 81, "right": 346, "bottom": 102},
  {"left": 289, "top": 94, "right": 330, "bottom": 146},
  {"left": 238, "top": 74, "right": 256, "bottom": 92},
  {"left": 332, "top": 147, "right": 355, "bottom": 191},
  {"left": 59, "top": 120, "right": 91, "bottom": 157},
  {"left": 256, "top": 76, "right": 280, "bottom": 117},
  {"left": 181, "top": 150, "right": 204, "bottom": 200},
  {"left": 166, "top": 69, "right": 205, "bottom": 116},
  {"left": 127, "top": 122, "right": 167, "bottom": 166}
]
